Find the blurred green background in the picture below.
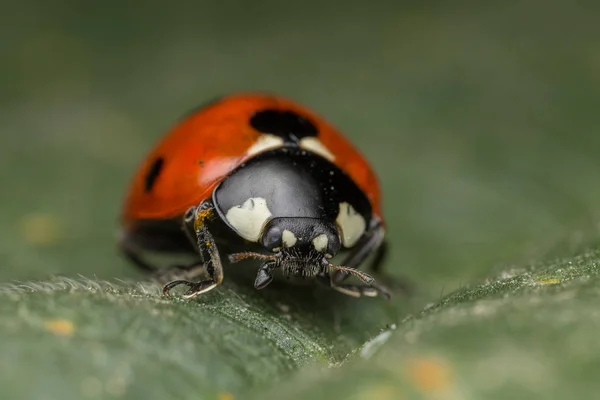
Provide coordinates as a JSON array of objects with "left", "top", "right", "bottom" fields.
[
  {"left": 2, "top": 0, "right": 599, "bottom": 294},
  {"left": 1, "top": 0, "right": 600, "bottom": 399}
]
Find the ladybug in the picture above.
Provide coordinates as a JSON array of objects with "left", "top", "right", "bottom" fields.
[{"left": 119, "top": 93, "right": 390, "bottom": 299}]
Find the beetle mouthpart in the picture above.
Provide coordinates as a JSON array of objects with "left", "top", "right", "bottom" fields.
[
  {"left": 228, "top": 251, "right": 277, "bottom": 263},
  {"left": 328, "top": 264, "right": 375, "bottom": 285}
]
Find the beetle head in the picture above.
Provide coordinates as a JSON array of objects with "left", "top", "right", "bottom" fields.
[{"left": 228, "top": 217, "right": 373, "bottom": 289}]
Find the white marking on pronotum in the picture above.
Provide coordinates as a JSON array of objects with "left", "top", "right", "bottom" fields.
[
  {"left": 312, "top": 234, "right": 329, "bottom": 252},
  {"left": 299, "top": 137, "right": 335, "bottom": 161},
  {"left": 225, "top": 197, "right": 272, "bottom": 242},
  {"left": 336, "top": 202, "right": 366, "bottom": 247},
  {"left": 246, "top": 134, "right": 285, "bottom": 156},
  {"left": 282, "top": 229, "right": 297, "bottom": 247}
]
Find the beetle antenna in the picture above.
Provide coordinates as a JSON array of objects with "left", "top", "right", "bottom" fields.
[
  {"left": 328, "top": 264, "right": 375, "bottom": 285},
  {"left": 228, "top": 252, "right": 277, "bottom": 263}
]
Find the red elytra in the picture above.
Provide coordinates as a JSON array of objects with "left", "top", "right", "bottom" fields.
[{"left": 122, "top": 93, "right": 382, "bottom": 225}]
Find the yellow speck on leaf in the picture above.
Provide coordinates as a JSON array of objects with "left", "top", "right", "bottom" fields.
[
  {"left": 536, "top": 278, "right": 561, "bottom": 285},
  {"left": 218, "top": 392, "right": 234, "bottom": 400},
  {"left": 44, "top": 319, "right": 75, "bottom": 337},
  {"left": 18, "top": 213, "right": 63, "bottom": 246},
  {"left": 405, "top": 356, "right": 453, "bottom": 394}
]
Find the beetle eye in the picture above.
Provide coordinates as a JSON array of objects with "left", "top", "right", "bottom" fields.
[{"left": 262, "top": 226, "right": 282, "bottom": 250}]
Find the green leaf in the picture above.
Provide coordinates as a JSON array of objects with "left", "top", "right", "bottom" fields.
[
  {"left": 255, "top": 250, "right": 600, "bottom": 400},
  {"left": 6, "top": 249, "right": 600, "bottom": 399},
  {"left": 0, "top": 275, "right": 409, "bottom": 399}
]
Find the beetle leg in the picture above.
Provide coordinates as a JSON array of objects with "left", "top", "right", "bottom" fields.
[
  {"left": 332, "top": 218, "right": 387, "bottom": 284},
  {"left": 318, "top": 272, "right": 390, "bottom": 300},
  {"left": 254, "top": 261, "right": 277, "bottom": 289},
  {"left": 162, "top": 200, "right": 224, "bottom": 299}
]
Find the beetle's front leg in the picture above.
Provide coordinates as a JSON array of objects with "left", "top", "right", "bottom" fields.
[
  {"left": 332, "top": 218, "right": 387, "bottom": 283},
  {"left": 254, "top": 261, "right": 277, "bottom": 289},
  {"left": 317, "top": 271, "right": 390, "bottom": 300},
  {"left": 162, "top": 200, "right": 224, "bottom": 299}
]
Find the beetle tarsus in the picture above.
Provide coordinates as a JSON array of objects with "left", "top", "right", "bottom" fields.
[
  {"left": 254, "top": 261, "right": 276, "bottom": 289},
  {"left": 162, "top": 279, "right": 217, "bottom": 298}
]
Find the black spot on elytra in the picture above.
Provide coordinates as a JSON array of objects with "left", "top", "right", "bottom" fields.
[
  {"left": 144, "top": 157, "right": 164, "bottom": 193},
  {"left": 250, "top": 110, "right": 318, "bottom": 141}
]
